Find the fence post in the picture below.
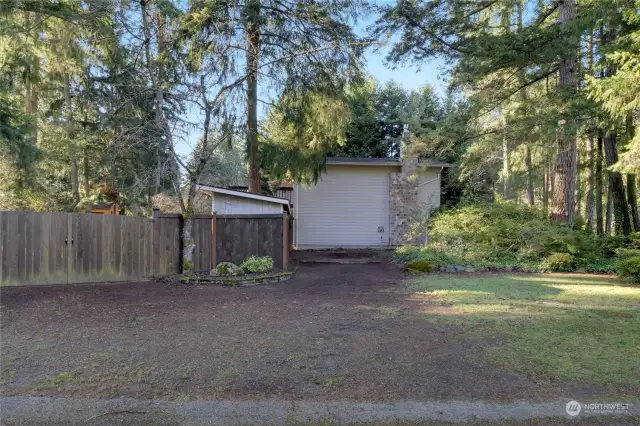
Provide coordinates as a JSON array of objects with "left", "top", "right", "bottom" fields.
[
  {"left": 211, "top": 212, "right": 217, "bottom": 270},
  {"left": 152, "top": 208, "right": 159, "bottom": 277},
  {"left": 282, "top": 213, "right": 289, "bottom": 270}
]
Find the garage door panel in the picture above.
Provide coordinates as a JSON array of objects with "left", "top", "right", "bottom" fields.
[{"left": 297, "top": 166, "right": 392, "bottom": 247}]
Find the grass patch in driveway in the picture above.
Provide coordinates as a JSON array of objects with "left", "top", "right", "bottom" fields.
[{"left": 408, "top": 273, "right": 640, "bottom": 390}]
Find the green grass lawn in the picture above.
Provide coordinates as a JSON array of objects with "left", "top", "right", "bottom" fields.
[{"left": 408, "top": 273, "right": 640, "bottom": 391}]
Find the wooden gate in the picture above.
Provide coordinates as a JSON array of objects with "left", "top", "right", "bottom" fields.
[
  {"left": 0, "top": 212, "right": 155, "bottom": 286},
  {"left": 67, "top": 214, "right": 154, "bottom": 284},
  {"left": 0, "top": 212, "right": 69, "bottom": 285}
]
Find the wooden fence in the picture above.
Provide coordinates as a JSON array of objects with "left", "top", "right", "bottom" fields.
[
  {"left": 0, "top": 210, "right": 290, "bottom": 286},
  {"left": 215, "top": 214, "right": 289, "bottom": 269}
]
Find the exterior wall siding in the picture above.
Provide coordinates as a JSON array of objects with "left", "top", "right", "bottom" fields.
[
  {"left": 212, "top": 193, "right": 283, "bottom": 215},
  {"left": 417, "top": 169, "right": 441, "bottom": 211},
  {"left": 296, "top": 165, "right": 397, "bottom": 248}
]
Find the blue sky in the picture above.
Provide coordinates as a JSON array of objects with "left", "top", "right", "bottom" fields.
[{"left": 175, "top": 4, "right": 447, "bottom": 159}]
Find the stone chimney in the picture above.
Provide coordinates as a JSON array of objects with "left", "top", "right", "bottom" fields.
[{"left": 389, "top": 126, "right": 419, "bottom": 245}]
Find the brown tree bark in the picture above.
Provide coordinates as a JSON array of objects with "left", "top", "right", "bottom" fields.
[
  {"left": 542, "top": 162, "right": 549, "bottom": 215},
  {"left": 23, "top": 11, "right": 39, "bottom": 145},
  {"left": 83, "top": 147, "right": 90, "bottom": 198},
  {"left": 64, "top": 73, "right": 80, "bottom": 206},
  {"left": 246, "top": 0, "right": 261, "bottom": 194},
  {"left": 552, "top": 128, "right": 577, "bottom": 223},
  {"left": 551, "top": 0, "right": 578, "bottom": 223},
  {"left": 627, "top": 174, "right": 640, "bottom": 232},
  {"left": 502, "top": 131, "right": 511, "bottom": 200},
  {"left": 585, "top": 31, "right": 595, "bottom": 233},
  {"left": 606, "top": 182, "right": 613, "bottom": 235},
  {"left": 603, "top": 132, "right": 632, "bottom": 235},
  {"left": 596, "top": 132, "right": 604, "bottom": 236},
  {"left": 524, "top": 144, "right": 534, "bottom": 205},
  {"left": 585, "top": 127, "right": 595, "bottom": 233}
]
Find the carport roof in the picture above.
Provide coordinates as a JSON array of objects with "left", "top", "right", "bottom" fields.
[{"left": 196, "top": 185, "right": 291, "bottom": 213}]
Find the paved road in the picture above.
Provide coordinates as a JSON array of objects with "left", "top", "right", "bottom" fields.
[{"left": 1, "top": 396, "right": 638, "bottom": 425}]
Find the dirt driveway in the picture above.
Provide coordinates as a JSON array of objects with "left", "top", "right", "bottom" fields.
[{"left": 0, "top": 253, "right": 613, "bottom": 402}]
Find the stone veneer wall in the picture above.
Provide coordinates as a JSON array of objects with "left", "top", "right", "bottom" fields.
[{"left": 389, "top": 157, "right": 419, "bottom": 245}]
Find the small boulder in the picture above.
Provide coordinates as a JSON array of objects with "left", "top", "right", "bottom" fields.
[{"left": 212, "top": 262, "right": 242, "bottom": 276}]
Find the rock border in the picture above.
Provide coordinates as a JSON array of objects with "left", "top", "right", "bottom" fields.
[{"left": 180, "top": 270, "right": 294, "bottom": 287}]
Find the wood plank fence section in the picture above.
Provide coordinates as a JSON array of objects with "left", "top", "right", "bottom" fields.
[
  {"left": 0, "top": 210, "right": 290, "bottom": 286},
  {"left": 157, "top": 213, "right": 182, "bottom": 276},
  {"left": 0, "top": 212, "right": 68, "bottom": 286},
  {"left": 67, "top": 214, "right": 154, "bottom": 284},
  {"left": 192, "top": 215, "right": 214, "bottom": 273},
  {"left": 216, "top": 214, "right": 286, "bottom": 269}
]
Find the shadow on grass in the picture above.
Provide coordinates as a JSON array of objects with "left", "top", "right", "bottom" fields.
[{"left": 405, "top": 273, "right": 640, "bottom": 390}]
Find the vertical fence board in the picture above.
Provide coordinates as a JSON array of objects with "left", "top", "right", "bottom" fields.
[
  {"left": 192, "top": 215, "right": 213, "bottom": 273},
  {"left": 215, "top": 215, "right": 286, "bottom": 269},
  {"left": 158, "top": 214, "right": 181, "bottom": 275}
]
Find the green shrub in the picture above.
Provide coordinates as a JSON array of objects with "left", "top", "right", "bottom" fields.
[
  {"left": 615, "top": 256, "right": 640, "bottom": 283},
  {"left": 628, "top": 232, "right": 640, "bottom": 249},
  {"left": 540, "top": 252, "right": 576, "bottom": 272},
  {"left": 240, "top": 256, "right": 274, "bottom": 273},
  {"left": 584, "top": 257, "right": 618, "bottom": 274},
  {"left": 429, "top": 202, "right": 599, "bottom": 264},
  {"left": 214, "top": 262, "right": 242, "bottom": 276},
  {"left": 616, "top": 248, "right": 640, "bottom": 259},
  {"left": 395, "top": 202, "right": 610, "bottom": 273},
  {"left": 395, "top": 246, "right": 457, "bottom": 267},
  {"left": 405, "top": 258, "right": 437, "bottom": 273}
]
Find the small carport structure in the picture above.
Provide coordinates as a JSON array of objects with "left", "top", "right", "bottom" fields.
[
  {"left": 195, "top": 185, "right": 292, "bottom": 269},
  {"left": 196, "top": 185, "right": 291, "bottom": 215}
]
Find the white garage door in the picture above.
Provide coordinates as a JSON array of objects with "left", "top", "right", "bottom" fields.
[{"left": 296, "top": 165, "right": 392, "bottom": 248}]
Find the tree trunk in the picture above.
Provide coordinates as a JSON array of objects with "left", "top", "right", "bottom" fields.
[
  {"left": 585, "top": 127, "right": 595, "bottom": 233},
  {"left": 596, "top": 132, "right": 604, "bottom": 236},
  {"left": 523, "top": 144, "right": 534, "bottom": 205},
  {"left": 552, "top": 129, "right": 577, "bottom": 223},
  {"left": 585, "top": 31, "right": 595, "bottom": 233},
  {"left": 606, "top": 182, "right": 613, "bottom": 235},
  {"left": 502, "top": 117, "right": 510, "bottom": 200},
  {"left": 83, "top": 147, "right": 90, "bottom": 198},
  {"left": 517, "top": 1, "right": 534, "bottom": 207},
  {"left": 63, "top": 73, "right": 80, "bottom": 206},
  {"left": 627, "top": 174, "right": 640, "bottom": 232},
  {"left": 246, "top": 0, "right": 261, "bottom": 194},
  {"left": 603, "top": 132, "right": 632, "bottom": 235},
  {"left": 551, "top": 0, "right": 578, "bottom": 223},
  {"left": 542, "top": 162, "right": 549, "bottom": 215},
  {"left": 24, "top": 11, "right": 39, "bottom": 145},
  {"left": 576, "top": 155, "right": 582, "bottom": 217}
]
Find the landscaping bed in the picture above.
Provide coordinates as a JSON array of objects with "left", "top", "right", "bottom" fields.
[
  {"left": 180, "top": 255, "right": 294, "bottom": 286},
  {"left": 181, "top": 270, "right": 294, "bottom": 286},
  {"left": 399, "top": 202, "right": 640, "bottom": 282}
]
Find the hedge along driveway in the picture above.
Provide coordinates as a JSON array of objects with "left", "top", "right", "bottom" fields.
[
  {"left": 1, "top": 259, "right": 637, "bottom": 402},
  {"left": 407, "top": 273, "right": 640, "bottom": 392}
]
